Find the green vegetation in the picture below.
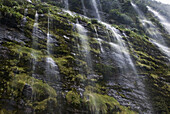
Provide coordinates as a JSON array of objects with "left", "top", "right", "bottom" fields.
[{"left": 0, "top": 0, "right": 169, "bottom": 113}]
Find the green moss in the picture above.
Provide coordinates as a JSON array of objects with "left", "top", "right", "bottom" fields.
[
  {"left": 53, "top": 56, "right": 75, "bottom": 76},
  {"left": 83, "top": 89, "right": 135, "bottom": 114},
  {"left": 13, "top": 73, "right": 56, "bottom": 97},
  {"left": 0, "top": 0, "right": 169, "bottom": 113},
  {"left": 7, "top": 42, "right": 45, "bottom": 61},
  {"left": 66, "top": 90, "right": 80, "bottom": 106},
  {"left": 34, "top": 97, "right": 57, "bottom": 112},
  {"left": 136, "top": 61, "right": 153, "bottom": 70},
  {"left": 7, "top": 73, "right": 57, "bottom": 111},
  {"left": 0, "top": 109, "right": 16, "bottom": 114},
  {"left": 150, "top": 74, "right": 159, "bottom": 79},
  {"left": 90, "top": 48, "right": 100, "bottom": 54},
  {"left": 72, "top": 74, "right": 86, "bottom": 82}
]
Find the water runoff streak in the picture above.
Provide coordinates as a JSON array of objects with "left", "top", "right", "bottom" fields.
[
  {"left": 107, "top": 23, "right": 136, "bottom": 74},
  {"left": 81, "top": 0, "right": 87, "bottom": 16},
  {"left": 76, "top": 20, "right": 101, "bottom": 113},
  {"left": 100, "top": 21, "right": 153, "bottom": 113},
  {"left": 21, "top": 8, "right": 28, "bottom": 27},
  {"left": 64, "top": 0, "right": 69, "bottom": 10},
  {"left": 32, "top": 11, "right": 39, "bottom": 76},
  {"left": 90, "top": 1, "right": 151, "bottom": 112},
  {"left": 147, "top": 6, "right": 170, "bottom": 34},
  {"left": 46, "top": 12, "right": 60, "bottom": 82},
  {"left": 131, "top": 2, "right": 170, "bottom": 60},
  {"left": 91, "top": 0, "right": 101, "bottom": 20},
  {"left": 76, "top": 20, "right": 93, "bottom": 74},
  {"left": 30, "top": 11, "right": 39, "bottom": 108}
]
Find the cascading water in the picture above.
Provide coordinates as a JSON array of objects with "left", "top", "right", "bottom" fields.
[
  {"left": 101, "top": 22, "right": 137, "bottom": 74},
  {"left": 151, "top": 40, "right": 170, "bottom": 57},
  {"left": 64, "top": 0, "right": 69, "bottom": 10},
  {"left": 91, "top": 0, "right": 101, "bottom": 20},
  {"left": 147, "top": 6, "right": 170, "bottom": 34},
  {"left": 81, "top": 0, "right": 86, "bottom": 16},
  {"left": 32, "top": 11, "right": 39, "bottom": 76},
  {"left": 21, "top": 8, "right": 28, "bottom": 27},
  {"left": 131, "top": 2, "right": 170, "bottom": 59},
  {"left": 46, "top": 12, "right": 60, "bottom": 82},
  {"left": 26, "top": 0, "right": 32, "bottom": 3},
  {"left": 30, "top": 11, "right": 39, "bottom": 107},
  {"left": 76, "top": 20, "right": 93, "bottom": 74},
  {"left": 45, "top": 12, "right": 61, "bottom": 113},
  {"left": 75, "top": 20, "right": 101, "bottom": 113},
  {"left": 131, "top": 2, "right": 164, "bottom": 43},
  {"left": 87, "top": 0, "right": 152, "bottom": 112},
  {"left": 97, "top": 21, "right": 153, "bottom": 113}
]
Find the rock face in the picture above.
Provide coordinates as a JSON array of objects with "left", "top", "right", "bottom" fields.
[
  {"left": 0, "top": 0, "right": 170, "bottom": 114},
  {"left": 22, "top": 84, "right": 32, "bottom": 99}
]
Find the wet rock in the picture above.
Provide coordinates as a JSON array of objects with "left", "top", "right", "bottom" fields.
[{"left": 22, "top": 84, "right": 32, "bottom": 99}]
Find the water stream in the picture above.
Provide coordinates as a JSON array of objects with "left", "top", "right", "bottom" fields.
[
  {"left": 31, "top": 11, "right": 39, "bottom": 76},
  {"left": 147, "top": 6, "right": 170, "bottom": 34},
  {"left": 75, "top": 20, "right": 101, "bottom": 113},
  {"left": 102, "top": 22, "right": 137, "bottom": 74},
  {"left": 131, "top": 2, "right": 170, "bottom": 59},
  {"left": 131, "top": 2, "right": 165, "bottom": 44},
  {"left": 76, "top": 20, "right": 93, "bottom": 74},
  {"left": 46, "top": 12, "right": 60, "bottom": 82},
  {"left": 30, "top": 11, "right": 39, "bottom": 107},
  {"left": 75, "top": 1, "right": 151, "bottom": 112},
  {"left": 64, "top": 0, "right": 153, "bottom": 113},
  {"left": 91, "top": 0, "right": 101, "bottom": 20},
  {"left": 81, "top": 0, "right": 87, "bottom": 16},
  {"left": 101, "top": 21, "right": 153, "bottom": 113},
  {"left": 64, "top": 0, "right": 69, "bottom": 10},
  {"left": 21, "top": 8, "right": 28, "bottom": 27}
]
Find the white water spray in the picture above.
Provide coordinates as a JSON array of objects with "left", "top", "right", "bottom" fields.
[
  {"left": 131, "top": 2, "right": 170, "bottom": 60},
  {"left": 76, "top": 21, "right": 93, "bottom": 71},
  {"left": 46, "top": 12, "right": 60, "bottom": 81},
  {"left": 81, "top": 0, "right": 87, "bottom": 15},
  {"left": 147, "top": 6, "right": 170, "bottom": 34},
  {"left": 91, "top": 0, "right": 101, "bottom": 20},
  {"left": 21, "top": 8, "right": 28, "bottom": 27},
  {"left": 64, "top": 0, "right": 69, "bottom": 10},
  {"left": 101, "top": 22, "right": 137, "bottom": 73},
  {"left": 32, "top": 11, "right": 39, "bottom": 71}
]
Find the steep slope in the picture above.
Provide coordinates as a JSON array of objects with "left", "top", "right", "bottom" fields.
[{"left": 0, "top": 0, "right": 169, "bottom": 114}]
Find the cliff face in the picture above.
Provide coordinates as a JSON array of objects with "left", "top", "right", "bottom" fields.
[{"left": 0, "top": 0, "right": 170, "bottom": 114}]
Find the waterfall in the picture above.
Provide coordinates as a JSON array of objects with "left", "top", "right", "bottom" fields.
[
  {"left": 32, "top": 11, "right": 39, "bottom": 75},
  {"left": 47, "top": 12, "right": 50, "bottom": 55},
  {"left": 76, "top": 21, "right": 100, "bottom": 113},
  {"left": 81, "top": 0, "right": 86, "bottom": 15},
  {"left": 101, "top": 21, "right": 137, "bottom": 76},
  {"left": 151, "top": 40, "right": 170, "bottom": 57},
  {"left": 76, "top": 21, "right": 93, "bottom": 73},
  {"left": 147, "top": 6, "right": 170, "bottom": 34},
  {"left": 46, "top": 12, "right": 60, "bottom": 82},
  {"left": 131, "top": 2, "right": 165, "bottom": 44},
  {"left": 98, "top": 21, "right": 154, "bottom": 113},
  {"left": 64, "top": 0, "right": 69, "bottom": 10},
  {"left": 91, "top": 0, "right": 101, "bottom": 20},
  {"left": 30, "top": 11, "right": 39, "bottom": 105},
  {"left": 131, "top": 2, "right": 170, "bottom": 59},
  {"left": 26, "top": 0, "right": 32, "bottom": 3},
  {"left": 21, "top": 8, "right": 28, "bottom": 27}
]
